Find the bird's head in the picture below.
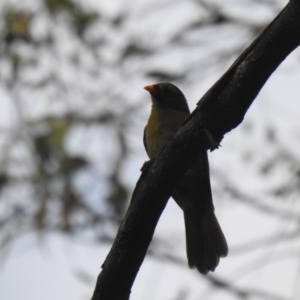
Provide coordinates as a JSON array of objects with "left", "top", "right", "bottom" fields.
[{"left": 144, "top": 83, "right": 190, "bottom": 114}]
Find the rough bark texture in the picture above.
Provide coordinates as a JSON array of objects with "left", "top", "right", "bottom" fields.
[{"left": 92, "top": 1, "right": 300, "bottom": 299}]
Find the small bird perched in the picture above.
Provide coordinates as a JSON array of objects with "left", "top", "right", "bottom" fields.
[{"left": 143, "top": 83, "right": 228, "bottom": 274}]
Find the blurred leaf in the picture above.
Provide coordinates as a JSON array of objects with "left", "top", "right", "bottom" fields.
[
  {"left": 4, "top": 10, "right": 32, "bottom": 43},
  {"left": 61, "top": 155, "right": 88, "bottom": 174},
  {"left": 122, "top": 44, "right": 153, "bottom": 59},
  {"left": 73, "top": 11, "right": 99, "bottom": 37},
  {"left": 44, "top": 0, "right": 76, "bottom": 14},
  {"left": 146, "top": 71, "right": 185, "bottom": 82},
  {"left": 33, "top": 120, "right": 70, "bottom": 166},
  {"left": 34, "top": 133, "right": 52, "bottom": 163},
  {"left": 48, "top": 119, "right": 70, "bottom": 151},
  {"left": 0, "top": 173, "right": 9, "bottom": 192},
  {"left": 112, "top": 13, "right": 127, "bottom": 27}
]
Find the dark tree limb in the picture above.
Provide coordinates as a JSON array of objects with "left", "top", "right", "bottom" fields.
[{"left": 92, "top": 1, "right": 300, "bottom": 299}]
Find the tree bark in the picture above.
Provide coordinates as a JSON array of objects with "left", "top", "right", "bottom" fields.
[{"left": 92, "top": 1, "right": 300, "bottom": 299}]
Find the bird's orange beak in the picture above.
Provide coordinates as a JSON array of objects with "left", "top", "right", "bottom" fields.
[{"left": 144, "top": 85, "right": 155, "bottom": 93}]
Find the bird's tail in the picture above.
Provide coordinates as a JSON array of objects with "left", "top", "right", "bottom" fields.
[{"left": 184, "top": 209, "right": 228, "bottom": 274}]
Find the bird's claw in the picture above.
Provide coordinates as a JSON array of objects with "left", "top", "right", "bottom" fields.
[{"left": 204, "top": 129, "right": 223, "bottom": 151}]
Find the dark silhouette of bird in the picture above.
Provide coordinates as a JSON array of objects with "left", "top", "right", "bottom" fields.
[{"left": 143, "top": 83, "right": 228, "bottom": 274}]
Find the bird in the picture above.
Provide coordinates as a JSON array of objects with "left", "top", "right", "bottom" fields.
[{"left": 143, "top": 83, "right": 228, "bottom": 274}]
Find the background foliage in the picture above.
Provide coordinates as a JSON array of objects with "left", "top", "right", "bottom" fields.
[{"left": 0, "top": 0, "right": 299, "bottom": 299}]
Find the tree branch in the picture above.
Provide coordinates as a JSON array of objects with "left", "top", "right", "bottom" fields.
[{"left": 92, "top": 1, "right": 300, "bottom": 299}]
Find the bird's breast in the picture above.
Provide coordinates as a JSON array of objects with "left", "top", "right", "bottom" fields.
[{"left": 145, "top": 107, "right": 189, "bottom": 159}]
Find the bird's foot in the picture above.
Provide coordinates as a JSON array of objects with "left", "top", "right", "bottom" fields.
[{"left": 204, "top": 129, "right": 223, "bottom": 151}]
